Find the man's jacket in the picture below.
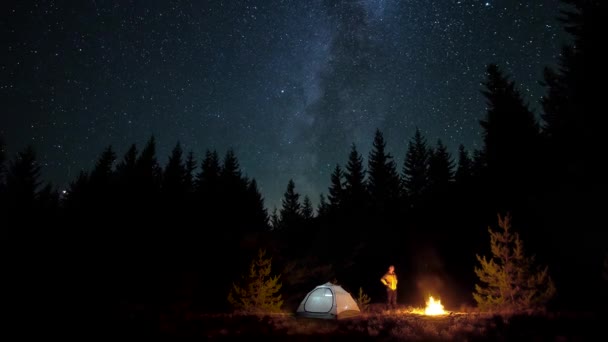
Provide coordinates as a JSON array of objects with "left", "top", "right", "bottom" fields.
[{"left": 381, "top": 272, "right": 397, "bottom": 290}]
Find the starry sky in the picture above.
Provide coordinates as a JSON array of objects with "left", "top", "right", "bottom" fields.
[{"left": 2, "top": 0, "right": 568, "bottom": 211}]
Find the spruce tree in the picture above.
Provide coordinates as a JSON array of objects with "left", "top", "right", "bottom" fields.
[
  {"left": 473, "top": 213, "right": 556, "bottom": 311},
  {"left": 327, "top": 164, "right": 345, "bottom": 214},
  {"left": 5, "top": 145, "right": 42, "bottom": 213},
  {"left": 402, "top": 128, "right": 429, "bottom": 206},
  {"left": 427, "top": 139, "right": 454, "bottom": 193},
  {"left": 227, "top": 248, "right": 283, "bottom": 313},
  {"left": 301, "top": 195, "right": 314, "bottom": 220},
  {"left": 367, "top": 129, "right": 400, "bottom": 215},
  {"left": 279, "top": 179, "right": 302, "bottom": 230},
  {"left": 343, "top": 144, "right": 367, "bottom": 214},
  {"left": 455, "top": 144, "right": 473, "bottom": 185}
]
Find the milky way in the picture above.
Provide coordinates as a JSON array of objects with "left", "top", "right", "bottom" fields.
[{"left": 1, "top": 0, "right": 567, "bottom": 210}]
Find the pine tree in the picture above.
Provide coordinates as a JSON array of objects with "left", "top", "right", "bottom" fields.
[
  {"left": 227, "top": 248, "right": 283, "bottom": 313},
  {"left": 356, "top": 287, "right": 371, "bottom": 312},
  {"left": 5, "top": 145, "right": 42, "bottom": 213},
  {"left": 427, "top": 139, "right": 454, "bottom": 193},
  {"left": 455, "top": 144, "right": 473, "bottom": 185},
  {"left": 90, "top": 146, "right": 116, "bottom": 187},
  {"left": 402, "top": 128, "right": 429, "bottom": 205},
  {"left": 270, "top": 207, "right": 281, "bottom": 231},
  {"left": 279, "top": 179, "right": 302, "bottom": 230},
  {"left": 301, "top": 195, "right": 314, "bottom": 220},
  {"left": 367, "top": 129, "right": 400, "bottom": 215},
  {"left": 184, "top": 151, "right": 197, "bottom": 193},
  {"left": 316, "top": 194, "right": 329, "bottom": 218},
  {"left": 64, "top": 170, "right": 89, "bottom": 210},
  {"left": 473, "top": 213, "right": 556, "bottom": 311},
  {"left": 343, "top": 143, "right": 367, "bottom": 214},
  {"left": 479, "top": 64, "right": 539, "bottom": 195},
  {"left": 162, "top": 142, "right": 187, "bottom": 197},
  {"left": 245, "top": 179, "right": 270, "bottom": 231},
  {"left": 136, "top": 136, "right": 162, "bottom": 191},
  {"left": 327, "top": 164, "right": 345, "bottom": 213}
]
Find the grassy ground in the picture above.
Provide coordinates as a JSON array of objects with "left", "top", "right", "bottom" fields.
[{"left": 155, "top": 306, "right": 602, "bottom": 341}]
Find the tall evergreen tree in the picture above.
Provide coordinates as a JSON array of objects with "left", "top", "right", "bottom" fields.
[
  {"left": 479, "top": 64, "right": 540, "bottom": 197},
  {"left": 196, "top": 149, "right": 220, "bottom": 194},
  {"left": 184, "top": 151, "right": 197, "bottom": 193},
  {"left": 327, "top": 164, "right": 345, "bottom": 214},
  {"left": 136, "top": 136, "right": 162, "bottom": 192},
  {"left": 367, "top": 129, "right": 400, "bottom": 215},
  {"left": 5, "top": 145, "right": 42, "bottom": 214},
  {"left": 245, "top": 178, "right": 270, "bottom": 232},
  {"left": 427, "top": 139, "right": 454, "bottom": 193},
  {"left": 270, "top": 207, "right": 281, "bottom": 231},
  {"left": 89, "top": 145, "right": 116, "bottom": 190},
  {"left": 115, "top": 143, "right": 138, "bottom": 189},
  {"left": 455, "top": 144, "right": 473, "bottom": 185},
  {"left": 343, "top": 143, "right": 368, "bottom": 215},
  {"left": 219, "top": 148, "right": 249, "bottom": 230},
  {"left": 402, "top": 128, "right": 429, "bottom": 206},
  {"left": 316, "top": 193, "right": 329, "bottom": 219},
  {"left": 279, "top": 179, "right": 303, "bottom": 230},
  {"left": 541, "top": 0, "right": 602, "bottom": 159},
  {"left": 301, "top": 195, "right": 314, "bottom": 220},
  {"left": 64, "top": 170, "right": 89, "bottom": 210},
  {"left": 162, "top": 142, "right": 187, "bottom": 197}
]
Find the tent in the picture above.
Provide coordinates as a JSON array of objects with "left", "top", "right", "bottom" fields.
[{"left": 295, "top": 282, "right": 361, "bottom": 319}]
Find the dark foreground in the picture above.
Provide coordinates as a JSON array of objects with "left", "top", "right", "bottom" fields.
[{"left": 153, "top": 309, "right": 604, "bottom": 341}]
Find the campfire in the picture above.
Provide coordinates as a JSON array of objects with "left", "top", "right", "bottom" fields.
[{"left": 413, "top": 295, "right": 447, "bottom": 316}]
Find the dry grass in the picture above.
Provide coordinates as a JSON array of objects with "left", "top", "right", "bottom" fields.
[{"left": 156, "top": 306, "right": 602, "bottom": 341}]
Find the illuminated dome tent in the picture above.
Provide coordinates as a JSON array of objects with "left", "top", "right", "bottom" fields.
[{"left": 296, "top": 282, "right": 361, "bottom": 319}]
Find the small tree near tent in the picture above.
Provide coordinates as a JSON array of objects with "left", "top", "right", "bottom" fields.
[
  {"left": 473, "top": 213, "right": 556, "bottom": 311},
  {"left": 356, "top": 287, "right": 371, "bottom": 312},
  {"left": 228, "top": 248, "right": 283, "bottom": 313}
]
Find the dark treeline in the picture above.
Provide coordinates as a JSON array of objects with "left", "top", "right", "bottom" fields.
[{"left": 1, "top": 0, "right": 605, "bottom": 316}]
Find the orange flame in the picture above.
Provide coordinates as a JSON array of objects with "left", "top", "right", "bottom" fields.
[
  {"left": 424, "top": 296, "right": 446, "bottom": 315},
  {"left": 413, "top": 295, "right": 447, "bottom": 315}
]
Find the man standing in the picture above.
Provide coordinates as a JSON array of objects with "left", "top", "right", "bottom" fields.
[{"left": 380, "top": 265, "right": 398, "bottom": 311}]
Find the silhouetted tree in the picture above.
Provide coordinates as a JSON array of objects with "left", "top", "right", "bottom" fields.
[
  {"left": 196, "top": 149, "right": 221, "bottom": 219},
  {"left": 219, "top": 148, "right": 249, "bottom": 231},
  {"left": 343, "top": 143, "right": 368, "bottom": 216},
  {"left": 541, "top": 0, "right": 602, "bottom": 168},
  {"left": 5, "top": 145, "right": 42, "bottom": 215},
  {"left": 135, "top": 136, "right": 162, "bottom": 194},
  {"left": 244, "top": 178, "right": 270, "bottom": 232},
  {"left": 402, "top": 128, "right": 429, "bottom": 207},
  {"left": 115, "top": 143, "right": 138, "bottom": 196},
  {"left": 327, "top": 164, "right": 345, "bottom": 215},
  {"left": 184, "top": 151, "right": 196, "bottom": 192},
  {"left": 162, "top": 142, "right": 187, "bottom": 198},
  {"left": 64, "top": 170, "right": 89, "bottom": 210},
  {"left": 367, "top": 129, "right": 400, "bottom": 216},
  {"left": 427, "top": 139, "right": 454, "bottom": 194},
  {"left": 301, "top": 195, "right": 314, "bottom": 220},
  {"left": 86, "top": 145, "right": 116, "bottom": 214},
  {"left": 455, "top": 144, "right": 473, "bottom": 185},
  {"left": 270, "top": 207, "right": 280, "bottom": 231},
  {"left": 279, "top": 179, "right": 303, "bottom": 230},
  {"left": 479, "top": 64, "right": 540, "bottom": 209},
  {"left": 316, "top": 193, "right": 329, "bottom": 219}
]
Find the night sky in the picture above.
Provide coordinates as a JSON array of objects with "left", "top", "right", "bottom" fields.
[{"left": 2, "top": 0, "right": 568, "bottom": 211}]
